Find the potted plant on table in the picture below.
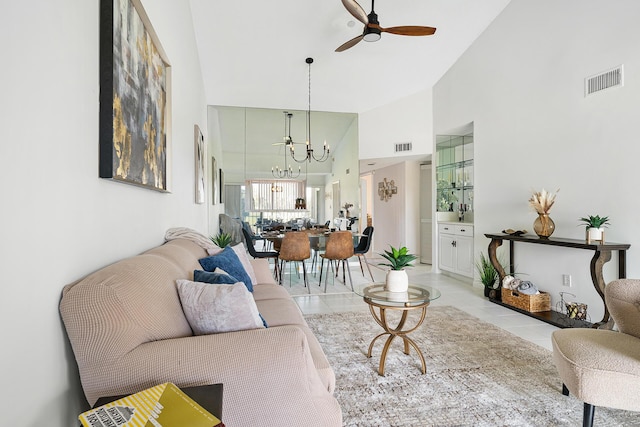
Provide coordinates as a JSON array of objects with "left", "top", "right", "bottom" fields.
[
  {"left": 579, "top": 215, "right": 610, "bottom": 243},
  {"left": 475, "top": 252, "right": 499, "bottom": 299},
  {"left": 378, "top": 245, "right": 417, "bottom": 292}
]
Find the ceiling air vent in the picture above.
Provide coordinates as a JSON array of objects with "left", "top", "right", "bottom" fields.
[
  {"left": 394, "top": 142, "right": 412, "bottom": 153},
  {"left": 585, "top": 65, "right": 623, "bottom": 96}
]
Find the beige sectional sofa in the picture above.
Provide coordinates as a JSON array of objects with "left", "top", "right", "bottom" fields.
[{"left": 60, "top": 238, "right": 341, "bottom": 427}]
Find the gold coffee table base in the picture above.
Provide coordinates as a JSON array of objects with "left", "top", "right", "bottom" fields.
[{"left": 365, "top": 299, "right": 430, "bottom": 376}]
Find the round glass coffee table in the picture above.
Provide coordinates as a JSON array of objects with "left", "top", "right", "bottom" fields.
[{"left": 354, "top": 283, "right": 441, "bottom": 376}]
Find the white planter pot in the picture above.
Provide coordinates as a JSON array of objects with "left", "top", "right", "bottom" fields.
[
  {"left": 587, "top": 227, "right": 604, "bottom": 242},
  {"left": 385, "top": 270, "right": 409, "bottom": 292}
]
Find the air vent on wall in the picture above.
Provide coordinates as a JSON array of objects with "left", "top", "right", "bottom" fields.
[
  {"left": 585, "top": 65, "right": 623, "bottom": 96},
  {"left": 394, "top": 142, "right": 412, "bottom": 153}
]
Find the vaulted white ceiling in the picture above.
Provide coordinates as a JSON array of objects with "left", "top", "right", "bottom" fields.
[
  {"left": 190, "top": 0, "right": 511, "bottom": 180},
  {"left": 190, "top": 0, "right": 511, "bottom": 114}
]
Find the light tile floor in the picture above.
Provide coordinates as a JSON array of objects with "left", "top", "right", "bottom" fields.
[{"left": 289, "top": 260, "right": 558, "bottom": 351}]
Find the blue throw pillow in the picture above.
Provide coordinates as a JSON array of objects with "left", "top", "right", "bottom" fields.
[
  {"left": 259, "top": 313, "right": 268, "bottom": 328},
  {"left": 199, "top": 246, "right": 254, "bottom": 292},
  {"left": 194, "top": 270, "right": 239, "bottom": 285}
]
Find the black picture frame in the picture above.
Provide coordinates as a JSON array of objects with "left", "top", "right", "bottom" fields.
[{"left": 219, "top": 169, "right": 224, "bottom": 204}]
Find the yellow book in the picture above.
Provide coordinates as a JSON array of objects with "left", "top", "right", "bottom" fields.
[{"left": 79, "top": 383, "right": 222, "bottom": 427}]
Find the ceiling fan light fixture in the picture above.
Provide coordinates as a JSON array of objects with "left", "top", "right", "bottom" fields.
[
  {"left": 363, "top": 29, "right": 381, "bottom": 42},
  {"left": 336, "top": 0, "right": 436, "bottom": 52}
]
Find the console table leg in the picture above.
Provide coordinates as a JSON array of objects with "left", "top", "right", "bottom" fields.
[
  {"left": 488, "top": 238, "right": 506, "bottom": 283},
  {"left": 590, "top": 250, "right": 612, "bottom": 329}
]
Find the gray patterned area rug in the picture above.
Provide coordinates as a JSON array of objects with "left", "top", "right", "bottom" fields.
[{"left": 305, "top": 306, "right": 640, "bottom": 427}]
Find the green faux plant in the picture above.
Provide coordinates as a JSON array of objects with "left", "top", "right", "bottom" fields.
[
  {"left": 378, "top": 245, "right": 417, "bottom": 270},
  {"left": 578, "top": 215, "right": 610, "bottom": 229},
  {"left": 475, "top": 252, "right": 498, "bottom": 289},
  {"left": 210, "top": 232, "right": 232, "bottom": 248}
]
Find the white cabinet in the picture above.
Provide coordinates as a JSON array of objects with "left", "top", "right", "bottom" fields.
[{"left": 438, "top": 223, "right": 473, "bottom": 278}]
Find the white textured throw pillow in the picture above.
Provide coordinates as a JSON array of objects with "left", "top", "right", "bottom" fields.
[
  {"left": 230, "top": 243, "right": 258, "bottom": 284},
  {"left": 176, "top": 279, "right": 264, "bottom": 335}
]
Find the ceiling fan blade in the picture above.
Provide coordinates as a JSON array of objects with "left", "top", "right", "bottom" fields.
[
  {"left": 341, "top": 0, "right": 368, "bottom": 25},
  {"left": 335, "top": 34, "right": 364, "bottom": 52},
  {"left": 376, "top": 25, "right": 437, "bottom": 36}
]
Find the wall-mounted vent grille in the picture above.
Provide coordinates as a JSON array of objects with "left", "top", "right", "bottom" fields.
[
  {"left": 585, "top": 65, "right": 623, "bottom": 96},
  {"left": 394, "top": 142, "right": 412, "bottom": 153}
]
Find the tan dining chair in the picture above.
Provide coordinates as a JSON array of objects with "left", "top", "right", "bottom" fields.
[
  {"left": 319, "top": 231, "right": 354, "bottom": 293},
  {"left": 278, "top": 231, "right": 311, "bottom": 292}
]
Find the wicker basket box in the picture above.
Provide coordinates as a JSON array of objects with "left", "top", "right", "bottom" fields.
[{"left": 501, "top": 288, "right": 550, "bottom": 313}]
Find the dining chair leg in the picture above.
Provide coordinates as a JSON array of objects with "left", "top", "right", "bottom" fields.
[
  {"left": 345, "top": 259, "right": 354, "bottom": 292},
  {"left": 302, "top": 261, "right": 310, "bottom": 293},
  {"left": 362, "top": 254, "right": 374, "bottom": 281},
  {"left": 319, "top": 257, "right": 325, "bottom": 285},
  {"left": 278, "top": 259, "right": 284, "bottom": 286},
  {"left": 358, "top": 256, "right": 365, "bottom": 275},
  {"left": 324, "top": 259, "right": 336, "bottom": 293}
]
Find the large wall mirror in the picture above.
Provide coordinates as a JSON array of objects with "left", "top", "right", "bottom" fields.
[{"left": 209, "top": 106, "right": 359, "bottom": 230}]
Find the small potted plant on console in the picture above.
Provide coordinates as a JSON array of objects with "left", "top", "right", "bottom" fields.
[{"left": 579, "top": 215, "right": 610, "bottom": 244}]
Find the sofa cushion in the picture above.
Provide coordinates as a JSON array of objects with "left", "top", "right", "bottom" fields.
[
  {"left": 199, "top": 246, "right": 254, "bottom": 292},
  {"left": 193, "top": 269, "right": 239, "bottom": 285},
  {"left": 230, "top": 243, "right": 258, "bottom": 284},
  {"left": 193, "top": 270, "right": 269, "bottom": 328},
  {"left": 177, "top": 279, "right": 264, "bottom": 335}
]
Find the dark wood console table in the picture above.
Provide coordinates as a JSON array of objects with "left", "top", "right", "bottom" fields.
[{"left": 485, "top": 233, "right": 630, "bottom": 329}]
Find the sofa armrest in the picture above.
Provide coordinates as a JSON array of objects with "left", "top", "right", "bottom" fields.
[{"left": 81, "top": 325, "right": 340, "bottom": 427}]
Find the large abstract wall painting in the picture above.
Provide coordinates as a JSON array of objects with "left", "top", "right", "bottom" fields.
[{"left": 99, "top": 0, "right": 171, "bottom": 192}]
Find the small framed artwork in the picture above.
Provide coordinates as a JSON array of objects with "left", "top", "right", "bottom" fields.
[
  {"left": 99, "top": 0, "right": 172, "bottom": 192},
  {"left": 194, "top": 125, "right": 205, "bottom": 204},
  {"left": 211, "top": 156, "right": 218, "bottom": 205},
  {"left": 219, "top": 169, "right": 225, "bottom": 204}
]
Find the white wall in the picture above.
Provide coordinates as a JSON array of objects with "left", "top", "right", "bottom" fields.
[
  {"left": 359, "top": 88, "right": 433, "bottom": 161},
  {"left": 0, "top": 1, "right": 209, "bottom": 425},
  {"left": 370, "top": 161, "right": 421, "bottom": 256},
  {"left": 359, "top": 88, "right": 434, "bottom": 260},
  {"left": 434, "top": 0, "right": 640, "bottom": 322}
]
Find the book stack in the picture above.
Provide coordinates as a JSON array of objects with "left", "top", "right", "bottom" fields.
[{"left": 79, "top": 382, "right": 223, "bottom": 427}]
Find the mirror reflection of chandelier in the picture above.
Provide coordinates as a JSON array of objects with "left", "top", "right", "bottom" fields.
[
  {"left": 272, "top": 112, "right": 301, "bottom": 179},
  {"left": 289, "top": 58, "right": 330, "bottom": 164},
  {"left": 378, "top": 178, "right": 397, "bottom": 201}
]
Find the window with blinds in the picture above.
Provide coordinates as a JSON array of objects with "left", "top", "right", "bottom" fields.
[{"left": 246, "top": 179, "right": 306, "bottom": 211}]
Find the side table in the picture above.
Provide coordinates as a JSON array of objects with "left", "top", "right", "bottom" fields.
[
  {"left": 84, "top": 383, "right": 223, "bottom": 426},
  {"left": 355, "top": 284, "right": 441, "bottom": 375}
]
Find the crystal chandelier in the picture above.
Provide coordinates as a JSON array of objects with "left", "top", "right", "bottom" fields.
[
  {"left": 272, "top": 111, "right": 301, "bottom": 179},
  {"left": 289, "top": 57, "right": 330, "bottom": 164}
]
